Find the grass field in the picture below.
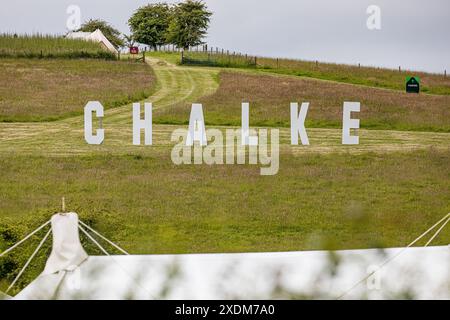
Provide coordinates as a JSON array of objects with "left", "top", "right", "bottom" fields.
[
  {"left": 0, "top": 34, "right": 116, "bottom": 60},
  {"left": 1, "top": 146, "right": 448, "bottom": 295},
  {"left": 154, "top": 70, "right": 450, "bottom": 132},
  {"left": 1, "top": 52, "right": 449, "bottom": 293},
  {"left": 0, "top": 149, "right": 448, "bottom": 253},
  {"left": 0, "top": 59, "right": 156, "bottom": 122},
  {"left": 182, "top": 51, "right": 257, "bottom": 68},
  {"left": 181, "top": 51, "right": 450, "bottom": 95}
]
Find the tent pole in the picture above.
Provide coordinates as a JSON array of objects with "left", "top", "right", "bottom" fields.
[
  {"left": 0, "top": 220, "right": 51, "bottom": 259},
  {"left": 79, "top": 220, "right": 129, "bottom": 255},
  {"left": 62, "top": 197, "right": 65, "bottom": 213}
]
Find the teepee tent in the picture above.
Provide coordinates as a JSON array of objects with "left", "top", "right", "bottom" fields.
[
  {"left": 1, "top": 212, "right": 449, "bottom": 299},
  {"left": 66, "top": 29, "right": 118, "bottom": 54}
]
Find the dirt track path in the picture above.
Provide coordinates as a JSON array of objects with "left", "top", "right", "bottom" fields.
[
  {"left": 59, "top": 57, "right": 219, "bottom": 125},
  {"left": 0, "top": 58, "right": 219, "bottom": 154}
]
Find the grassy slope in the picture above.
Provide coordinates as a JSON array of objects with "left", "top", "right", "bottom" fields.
[
  {"left": 1, "top": 54, "right": 449, "bottom": 293},
  {"left": 0, "top": 57, "right": 448, "bottom": 253},
  {"left": 146, "top": 51, "right": 183, "bottom": 65},
  {"left": 152, "top": 52, "right": 450, "bottom": 132},
  {"left": 0, "top": 34, "right": 116, "bottom": 60},
  {"left": 0, "top": 150, "right": 448, "bottom": 255},
  {"left": 0, "top": 59, "right": 156, "bottom": 122},
  {"left": 155, "top": 70, "right": 450, "bottom": 132},
  {"left": 257, "top": 57, "right": 450, "bottom": 96},
  {"left": 180, "top": 51, "right": 450, "bottom": 95}
]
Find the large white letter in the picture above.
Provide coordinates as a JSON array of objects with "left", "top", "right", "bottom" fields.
[
  {"left": 84, "top": 101, "right": 104, "bottom": 145},
  {"left": 342, "top": 102, "right": 360, "bottom": 145},
  {"left": 133, "top": 103, "right": 152, "bottom": 145},
  {"left": 186, "top": 103, "right": 207, "bottom": 146},
  {"left": 290, "top": 102, "right": 309, "bottom": 145},
  {"left": 241, "top": 102, "right": 258, "bottom": 146}
]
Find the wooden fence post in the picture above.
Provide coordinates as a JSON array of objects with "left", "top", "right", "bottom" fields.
[{"left": 181, "top": 50, "right": 184, "bottom": 64}]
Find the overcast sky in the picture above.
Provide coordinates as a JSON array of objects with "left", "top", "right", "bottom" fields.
[{"left": 1, "top": 0, "right": 449, "bottom": 73}]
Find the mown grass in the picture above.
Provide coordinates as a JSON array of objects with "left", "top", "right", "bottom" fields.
[
  {"left": 146, "top": 51, "right": 183, "bottom": 65},
  {"left": 180, "top": 51, "right": 450, "bottom": 95},
  {"left": 154, "top": 71, "right": 450, "bottom": 132},
  {"left": 0, "top": 59, "right": 156, "bottom": 122},
  {"left": 0, "top": 34, "right": 116, "bottom": 60}
]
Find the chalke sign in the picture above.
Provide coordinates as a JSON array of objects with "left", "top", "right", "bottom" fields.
[{"left": 84, "top": 101, "right": 361, "bottom": 176}]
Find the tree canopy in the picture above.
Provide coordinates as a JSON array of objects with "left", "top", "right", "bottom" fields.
[
  {"left": 128, "top": 3, "right": 172, "bottom": 50},
  {"left": 77, "top": 19, "right": 124, "bottom": 48},
  {"left": 166, "top": 1, "right": 212, "bottom": 49},
  {"left": 128, "top": 1, "right": 212, "bottom": 50}
]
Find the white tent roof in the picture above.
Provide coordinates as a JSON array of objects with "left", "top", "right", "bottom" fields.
[
  {"left": 66, "top": 31, "right": 91, "bottom": 39},
  {"left": 6, "top": 212, "right": 449, "bottom": 300},
  {"left": 10, "top": 246, "right": 450, "bottom": 299},
  {"left": 12, "top": 246, "right": 450, "bottom": 300},
  {"left": 66, "top": 29, "right": 118, "bottom": 54}
]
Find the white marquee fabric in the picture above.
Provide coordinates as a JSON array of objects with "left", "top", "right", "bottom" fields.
[
  {"left": 10, "top": 213, "right": 450, "bottom": 300},
  {"left": 43, "top": 213, "right": 88, "bottom": 275}
]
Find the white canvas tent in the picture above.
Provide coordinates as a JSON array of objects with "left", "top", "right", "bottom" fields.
[
  {"left": 66, "top": 29, "right": 118, "bottom": 54},
  {"left": 1, "top": 212, "right": 449, "bottom": 300}
]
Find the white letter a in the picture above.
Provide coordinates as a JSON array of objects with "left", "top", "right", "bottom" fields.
[{"left": 186, "top": 103, "right": 207, "bottom": 146}]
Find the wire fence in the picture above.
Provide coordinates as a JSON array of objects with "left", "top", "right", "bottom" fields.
[
  {"left": 137, "top": 43, "right": 448, "bottom": 77},
  {"left": 150, "top": 44, "right": 259, "bottom": 68}
]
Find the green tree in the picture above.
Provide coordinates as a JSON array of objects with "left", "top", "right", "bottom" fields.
[
  {"left": 123, "top": 34, "right": 136, "bottom": 48},
  {"left": 166, "top": 0, "right": 212, "bottom": 50},
  {"left": 128, "top": 3, "right": 172, "bottom": 50},
  {"left": 77, "top": 19, "right": 124, "bottom": 48}
]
